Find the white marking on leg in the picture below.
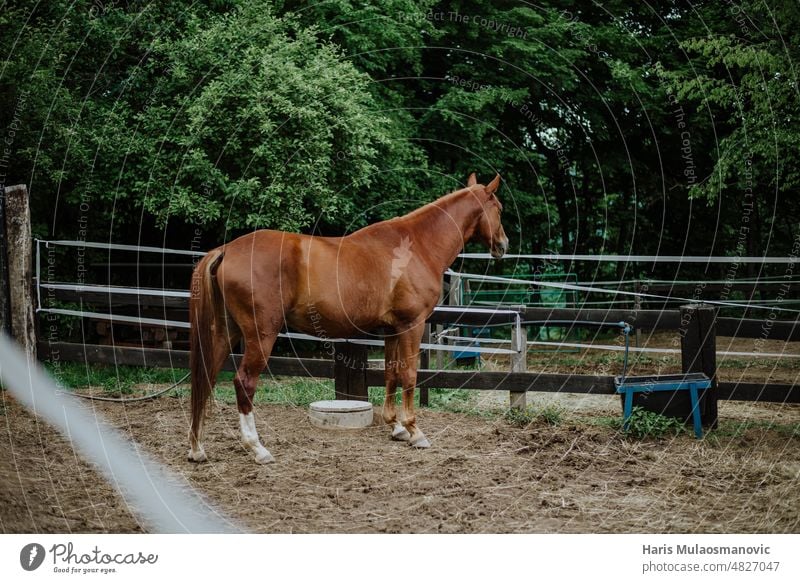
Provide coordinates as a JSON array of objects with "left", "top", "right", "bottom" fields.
[
  {"left": 408, "top": 426, "right": 430, "bottom": 448},
  {"left": 188, "top": 444, "right": 207, "bottom": 462},
  {"left": 391, "top": 422, "right": 411, "bottom": 441},
  {"left": 239, "top": 412, "right": 274, "bottom": 464},
  {"left": 409, "top": 431, "right": 431, "bottom": 449},
  {"left": 188, "top": 419, "right": 208, "bottom": 462}
]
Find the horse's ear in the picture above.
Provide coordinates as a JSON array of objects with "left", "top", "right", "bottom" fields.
[
  {"left": 467, "top": 173, "right": 477, "bottom": 187},
  {"left": 486, "top": 174, "right": 501, "bottom": 193}
]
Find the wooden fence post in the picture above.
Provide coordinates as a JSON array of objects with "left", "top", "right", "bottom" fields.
[
  {"left": 419, "top": 323, "right": 431, "bottom": 406},
  {"left": 0, "top": 187, "right": 11, "bottom": 334},
  {"left": 680, "top": 304, "right": 718, "bottom": 428},
  {"left": 510, "top": 315, "right": 527, "bottom": 409},
  {"left": 3, "top": 185, "right": 36, "bottom": 360},
  {"left": 334, "top": 341, "right": 369, "bottom": 401}
]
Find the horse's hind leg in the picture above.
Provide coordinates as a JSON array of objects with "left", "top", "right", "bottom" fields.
[
  {"left": 189, "top": 327, "right": 240, "bottom": 462},
  {"left": 234, "top": 334, "right": 277, "bottom": 464}
]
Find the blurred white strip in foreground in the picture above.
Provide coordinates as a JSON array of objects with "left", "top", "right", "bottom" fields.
[{"left": 0, "top": 333, "right": 239, "bottom": 533}]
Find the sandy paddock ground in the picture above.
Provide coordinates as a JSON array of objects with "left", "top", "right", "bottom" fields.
[{"left": 1, "top": 384, "right": 798, "bottom": 533}]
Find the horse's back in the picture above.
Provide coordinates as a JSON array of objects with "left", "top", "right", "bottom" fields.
[{"left": 214, "top": 229, "right": 398, "bottom": 336}]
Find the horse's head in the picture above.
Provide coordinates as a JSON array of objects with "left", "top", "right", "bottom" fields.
[{"left": 467, "top": 173, "right": 509, "bottom": 259}]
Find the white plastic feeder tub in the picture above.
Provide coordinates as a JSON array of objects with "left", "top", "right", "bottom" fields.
[{"left": 308, "top": 400, "right": 374, "bottom": 429}]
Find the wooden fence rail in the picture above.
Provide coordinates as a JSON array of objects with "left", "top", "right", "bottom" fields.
[{"left": 38, "top": 341, "right": 800, "bottom": 404}]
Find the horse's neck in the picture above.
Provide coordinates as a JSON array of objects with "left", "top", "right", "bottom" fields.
[{"left": 398, "top": 190, "right": 482, "bottom": 272}]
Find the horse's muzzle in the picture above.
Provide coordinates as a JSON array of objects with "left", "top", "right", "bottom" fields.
[{"left": 491, "top": 238, "right": 508, "bottom": 259}]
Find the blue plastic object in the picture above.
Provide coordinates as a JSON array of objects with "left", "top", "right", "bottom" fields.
[{"left": 453, "top": 326, "right": 490, "bottom": 363}]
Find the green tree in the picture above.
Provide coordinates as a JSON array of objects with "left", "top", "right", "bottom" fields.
[
  {"left": 662, "top": 0, "right": 800, "bottom": 259},
  {"left": 1, "top": 0, "right": 422, "bottom": 242}
]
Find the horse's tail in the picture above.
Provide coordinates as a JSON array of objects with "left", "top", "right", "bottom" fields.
[{"left": 189, "top": 247, "right": 226, "bottom": 450}]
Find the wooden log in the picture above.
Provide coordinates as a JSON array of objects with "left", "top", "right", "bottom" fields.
[
  {"left": 716, "top": 316, "right": 800, "bottom": 341},
  {"left": 681, "top": 304, "right": 718, "bottom": 428},
  {"left": 718, "top": 382, "right": 800, "bottom": 404},
  {"left": 365, "top": 367, "right": 616, "bottom": 393},
  {"left": 333, "top": 341, "right": 369, "bottom": 401},
  {"left": 46, "top": 286, "right": 189, "bottom": 309},
  {"left": 4, "top": 185, "right": 36, "bottom": 360},
  {"left": 519, "top": 306, "right": 680, "bottom": 330},
  {"left": 426, "top": 308, "right": 519, "bottom": 327}
]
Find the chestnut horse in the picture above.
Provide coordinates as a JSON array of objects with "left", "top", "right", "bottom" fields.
[{"left": 189, "top": 173, "right": 508, "bottom": 464}]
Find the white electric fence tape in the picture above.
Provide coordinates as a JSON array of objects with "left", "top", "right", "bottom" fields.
[
  {"left": 456, "top": 253, "right": 800, "bottom": 263},
  {"left": 0, "top": 333, "right": 239, "bottom": 533}
]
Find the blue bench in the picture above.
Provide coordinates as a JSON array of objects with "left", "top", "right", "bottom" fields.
[
  {"left": 614, "top": 373, "right": 713, "bottom": 439},
  {"left": 612, "top": 323, "right": 713, "bottom": 439}
]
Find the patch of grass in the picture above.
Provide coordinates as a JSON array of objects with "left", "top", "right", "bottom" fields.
[
  {"left": 46, "top": 361, "right": 187, "bottom": 391},
  {"left": 504, "top": 403, "right": 565, "bottom": 427},
  {"left": 539, "top": 404, "right": 565, "bottom": 425},
  {"left": 260, "top": 377, "right": 334, "bottom": 406},
  {"left": 586, "top": 407, "right": 686, "bottom": 438},
  {"left": 101, "top": 375, "right": 134, "bottom": 396},
  {"left": 504, "top": 407, "right": 535, "bottom": 427},
  {"left": 622, "top": 407, "right": 686, "bottom": 439},
  {"left": 589, "top": 415, "right": 623, "bottom": 430},
  {"left": 173, "top": 377, "right": 335, "bottom": 407}
]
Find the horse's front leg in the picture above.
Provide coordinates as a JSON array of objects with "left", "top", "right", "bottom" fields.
[
  {"left": 383, "top": 335, "right": 410, "bottom": 441},
  {"left": 397, "top": 323, "right": 430, "bottom": 448}
]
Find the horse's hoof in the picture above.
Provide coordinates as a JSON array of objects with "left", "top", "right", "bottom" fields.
[
  {"left": 188, "top": 448, "right": 207, "bottom": 463},
  {"left": 255, "top": 449, "right": 275, "bottom": 464},
  {"left": 410, "top": 436, "right": 431, "bottom": 449},
  {"left": 391, "top": 424, "right": 411, "bottom": 442}
]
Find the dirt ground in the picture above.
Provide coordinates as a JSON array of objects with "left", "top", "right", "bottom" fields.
[{"left": 2, "top": 389, "right": 798, "bottom": 534}]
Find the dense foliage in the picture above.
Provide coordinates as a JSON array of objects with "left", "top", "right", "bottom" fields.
[{"left": 2, "top": 0, "right": 797, "bottom": 272}]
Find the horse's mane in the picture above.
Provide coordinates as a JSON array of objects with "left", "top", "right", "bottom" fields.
[{"left": 389, "top": 186, "right": 474, "bottom": 224}]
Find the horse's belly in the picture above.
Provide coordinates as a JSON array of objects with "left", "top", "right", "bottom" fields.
[{"left": 285, "top": 302, "right": 384, "bottom": 339}]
